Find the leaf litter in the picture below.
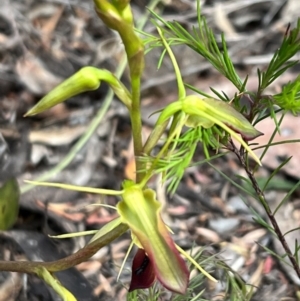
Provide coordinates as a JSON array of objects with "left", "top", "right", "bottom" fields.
[{"left": 0, "top": 0, "right": 300, "bottom": 300}]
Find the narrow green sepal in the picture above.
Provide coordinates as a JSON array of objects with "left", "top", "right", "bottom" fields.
[
  {"left": 35, "top": 267, "right": 77, "bottom": 301},
  {"left": 88, "top": 217, "right": 122, "bottom": 244}
]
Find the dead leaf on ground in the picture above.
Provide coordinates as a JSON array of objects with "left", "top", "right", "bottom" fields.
[
  {"left": 29, "top": 125, "right": 87, "bottom": 146},
  {"left": 16, "top": 53, "right": 64, "bottom": 95},
  {"left": 36, "top": 200, "right": 85, "bottom": 221}
]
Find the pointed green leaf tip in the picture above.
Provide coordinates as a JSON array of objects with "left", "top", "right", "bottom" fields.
[
  {"left": 0, "top": 178, "right": 20, "bottom": 230},
  {"left": 117, "top": 184, "right": 189, "bottom": 294},
  {"left": 24, "top": 66, "right": 101, "bottom": 116}
]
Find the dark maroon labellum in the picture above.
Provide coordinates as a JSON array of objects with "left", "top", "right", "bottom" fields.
[
  {"left": 135, "top": 255, "right": 150, "bottom": 275},
  {"left": 129, "top": 248, "right": 156, "bottom": 291}
]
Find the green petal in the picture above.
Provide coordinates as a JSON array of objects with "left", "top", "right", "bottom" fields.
[
  {"left": 183, "top": 96, "right": 263, "bottom": 140},
  {"left": 182, "top": 96, "right": 262, "bottom": 164},
  {"left": 117, "top": 184, "right": 189, "bottom": 294}
]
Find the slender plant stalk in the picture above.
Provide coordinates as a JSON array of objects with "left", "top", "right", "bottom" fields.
[
  {"left": 0, "top": 223, "right": 128, "bottom": 273},
  {"left": 231, "top": 142, "right": 300, "bottom": 279},
  {"left": 130, "top": 75, "right": 144, "bottom": 183}
]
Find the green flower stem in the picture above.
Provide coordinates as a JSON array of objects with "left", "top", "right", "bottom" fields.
[
  {"left": 157, "top": 27, "right": 185, "bottom": 100},
  {"left": 143, "top": 120, "right": 169, "bottom": 155},
  {"left": 120, "top": 28, "right": 144, "bottom": 183},
  {"left": 94, "top": 0, "right": 145, "bottom": 182},
  {"left": 143, "top": 28, "right": 187, "bottom": 157},
  {"left": 143, "top": 114, "right": 187, "bottom": 184},
  {"left": 36, "top": 267, "right": 76, "bottom": 301},
  {"left": 0, "top": 223, "right": 128, "bottom": 273},
  {"left": 130, "top": 75, "right": 144, "bottom": 182}
]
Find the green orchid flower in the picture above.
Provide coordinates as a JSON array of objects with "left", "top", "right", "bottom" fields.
[
  {"left": 118, "top": 180, "right": 189, "bottom": 293},
  {"left": 26, "top": 180, "right": 217, "bottom": 294},
  {"left": 156, "top": 95, "right": 263, "bottom": 165}
]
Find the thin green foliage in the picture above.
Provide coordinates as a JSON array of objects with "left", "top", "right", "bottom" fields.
[
  {"left": 249, "top": 206, "right": 276, "bottom": 235},
  {"left": 207, "top": 162, "right": 257, "bottom": 198},
  {"left": 184, "top": 83, "right": 214, "bottom": 99},
  {"left": 258, "top": 20, "right": 300, "bottom": 91},
  {"left": 252, "top": 138, "right": 300, "bottom": 151},
  {"left": 252, "top": 107, "right": 282, "bottom": 126},
  {"left": 243, "top": 175, "right": 296, "bottom": 193},
  {"left": 284, "top": 227, "right": 300, "bottom": 237},
  {"left": 148, "top": 7, "right": 243, "bottom": 92},
  {"left": 257, "top": 113, "right": 285, "bottom": 164},
  {"left": 261, "top": 156, "right": 292, "bottom": 192},
  {"left": 273, "top": 178, "right": 300, "bottom": 215},
  {"left": 210, "top": 87, "right": 230, "bottom": 102},
  {"left": 273, "top": 75, "right": 300, "bottom": 114},
  {"left": 258, "top": 243, "right": 292, "bottom": 267}
]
